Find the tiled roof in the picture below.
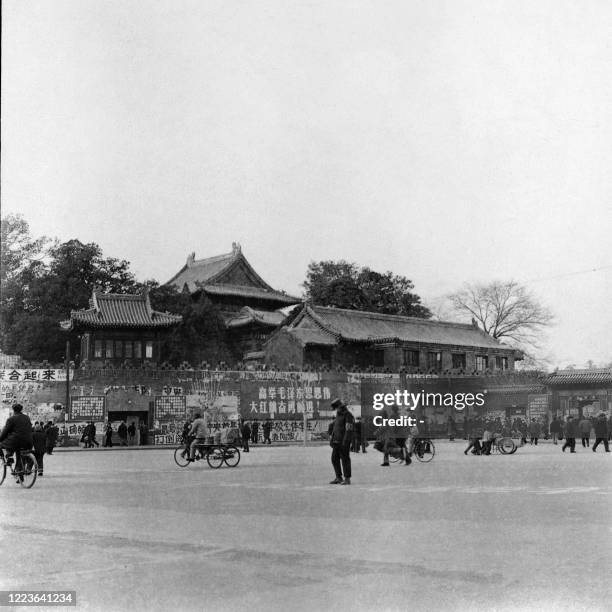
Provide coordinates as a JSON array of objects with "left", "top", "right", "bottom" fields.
[
  {"left": 166, "top": 250, "right": 237, "bottom": 291},
  {"left": 61, "top": 290, "right": 182, "bottom": 330},
  {"left": 203, "top": 284, "right": 300, "bottom": 305},
  {"left": 288, "top": 328, "right": 338, "bottom": 346},
  {"left": 545, "top": 369, "right": 612, "bottom": 385},
  {"left": 225, "top": 307, "right": 287, "bottom": 329},
  {"left": 291, "top": 305, "right": 518, "bottom": 352}
]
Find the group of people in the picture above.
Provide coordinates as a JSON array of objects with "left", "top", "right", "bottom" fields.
[
  {"left": 109, "top": 421, "right": 148, "bottom": 447},
  {"left": 555, "top": 414, "right": 610, "bottom": 453},
  {"left": 0, "top": 404, "right": 58, "bottom": 476}
]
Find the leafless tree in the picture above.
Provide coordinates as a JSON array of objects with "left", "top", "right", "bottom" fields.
[{"left": 447, "top": 280, "right": 555, "bottom": 353}]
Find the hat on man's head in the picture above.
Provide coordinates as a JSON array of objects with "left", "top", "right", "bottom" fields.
[
  {"left": 12, "top": 403, "right": 23, "bottom": 412},
  {"left": 330, "top": 398, "right": 345, "bottom": 409}
]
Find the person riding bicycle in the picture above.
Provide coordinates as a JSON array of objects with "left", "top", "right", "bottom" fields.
[
  {"left": 0, "top": 403, "right": 33, "bottom": 465},
  {"left": 187, "top": 412, "right": 209, "bottom": 462}
]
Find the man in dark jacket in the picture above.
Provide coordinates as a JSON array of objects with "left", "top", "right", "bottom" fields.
[
  {"left": 562, "top": 416, "right": 578, "bottom": 453},
  {"left": 251, "top": 419, "right": 259, "bottom": 444},
  {"left": 329, "top": 398, "right": 354, "bottom": 485},
  {"left": 241, "top": 421, "right": 251, "bottom": 452},
  {"left": 32, "top": 424, "right": 47, "bottom": 476},
  {"left": 104, "top": 422, "right": 114, "bottom": 447},
  {"left": 592, "top": 414, "right": 610, "bottom": 452},
  {"left": 45, "top": 421, "right": 59, "bottom": 454},
  {"left": 549, "top": 417, "right": 561, "bottom": 445},
  {"left": 262, "top": 419, "right": 272, "bottom": 445},
  {"left": 118, "top": 421, "right": 128, "bottom": 446},
  {"left": 0, "top": 404, "right": 33, "bottom": 465}
]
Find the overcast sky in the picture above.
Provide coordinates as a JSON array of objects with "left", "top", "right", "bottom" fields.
[{"left": 2, "top": 1, "right": 611, "bottom": 368}]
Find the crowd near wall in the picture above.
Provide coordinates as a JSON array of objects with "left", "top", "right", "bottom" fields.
[{"left": 1, "top": 367, "right": 611, "bottom": 445}]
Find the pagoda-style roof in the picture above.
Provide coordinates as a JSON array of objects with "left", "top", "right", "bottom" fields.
[
  {"left": 225, "top": 306, "right": 287, "bottom": 329},
  {"left": 60, "top": 290, "right": 182, "bottom": 331},
  {"left": 285, "top": 305, "right": 521, "bottom": 355},
  {"left": 545, "top": 368, "right": 612, "bottom": 386},
  {"left": 166, "top": 243, "right": 300, "bottom": 307}
]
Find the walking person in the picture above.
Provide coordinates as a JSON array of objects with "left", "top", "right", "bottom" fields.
[
  {"left": 139, "top": 421, "right": 148, "bottom": 446},
  {"left": 103, "top": 422, "right": 113, "bottom": 447},
  {"left": 464, "top": 418, "right": 483, "bottom": 455},
  {"left": 528, "top": 418, "right": 541, "bottom": 445},
  {"left": 329, "top": 398, "right": 354, "bottom": 485},
  {"left": 118, "top": 420, "right": 128, "bottom": 446},
  {"left": 562, "top": 416, "right": 578, "bottom": 453},
  {"left": 592, "top": 413, "right": 610, "bottom": 452},
  {"left": 447, "top": 415, "right": 456, "bottom": 442},
  {"left": 241, "top": 420, "right": 251, "bottom": 452},
  {"left": 262, "top": 419, "right": 272, "bottom": 445},
  {"left": 579, "top": 415, "right": 592, "bottom": 448},
  {"left": 32, "top": 423, "right": 46, "bottom": 477},
  {"left": 45, "top": 421, "right": 58, "bottom": 454},
  {"left": 251, "top": 419, "right": 259, "bottom": 444},
  {"left": 88, "top": 421, "right": 100, "bottom": 447},
  {"left": 352, "top": 417, "right": 366, "bottom": 453},
  {"left": 549, "top": 416, "right": 561, "bottom": 445},
  {"left": 127, "top": 421, "right": 136, "bottom": 446}
]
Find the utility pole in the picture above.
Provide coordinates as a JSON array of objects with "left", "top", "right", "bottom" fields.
[{"left": 65, "top": 340, "right": 71, "bottom": 420}]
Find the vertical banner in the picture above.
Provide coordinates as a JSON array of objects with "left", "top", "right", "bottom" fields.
[{"left": 69, "top": 396, "right": 105, "bottom": 421}]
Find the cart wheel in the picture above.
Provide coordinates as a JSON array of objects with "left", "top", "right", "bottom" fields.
[
  {"left": 206, "top": 447, "right": 224, "bottom": 469},
  {"left": 223, "top": 445, "right": 241, "bottom": 467}
]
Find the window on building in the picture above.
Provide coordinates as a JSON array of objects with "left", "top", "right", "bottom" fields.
[
  {"left": 115, "top": 340, "right": 123, "bottom": 359},
  {"left": 427, "top": 352, "right": 441, "bottom": 370},
  {"left": 452, "top": 353, "right": 466, "bottom": 369},
  {"left": 105, "top": 340, "right": 113, "bottom": 359},
  {"left": 124, "top": 341, "right": 133, "bottom": 359},
  {"left": 134, "top": 341, "right": 142, "bottom": 359},
  {"left": 476, "top": 355, "right": 488, "bottom": 371},
  {"left": 495, "top": 356, "right": 508, "bottom": 370},
  {"left": 145, "top": 341, "right": 153, "bottom": 359},
  {"left": 94, "top": 340, "right": 103, "bottom": 359},
  {"left": 403, "top": 349, "right": 419, "bottom": 367}
]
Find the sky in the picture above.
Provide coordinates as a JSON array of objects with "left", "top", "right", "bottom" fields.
[{"left": 2, "top": 0, "right": 611, "bottom": 369}]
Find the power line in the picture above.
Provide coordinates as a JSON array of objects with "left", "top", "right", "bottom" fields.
[{"left": 523, "top": 264, "right": 612, "bottom": 284}]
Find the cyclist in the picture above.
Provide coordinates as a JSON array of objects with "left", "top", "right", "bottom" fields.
[
  {"left": 0, "top": 403, "right": 33, "bottom": 465},
  {"left": 187, "top": 412, "right": 209, "bottom": 462}
]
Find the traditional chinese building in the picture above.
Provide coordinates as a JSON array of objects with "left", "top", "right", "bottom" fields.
[
  {"left": 264, "top": 304, "right": 523, "bottom": 372},
  {"left": 166, "top": 243, "right": 301, "bottom": 360},
  {"left": 545, "top": 368, "right": 612, "bottom": 418},
  {"left": 60, "top": 289, "right": 182, "bottom": 366}
]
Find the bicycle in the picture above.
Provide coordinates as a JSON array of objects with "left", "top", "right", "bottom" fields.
[
  {"left": 388, "top": 438, "right": 436, "bottom": 463},
  {"left": 0, "top": 450, "right": 38, "bottom": 489},
  {"left": 174, "top": 441, "right": 241, "bottom": 469}
]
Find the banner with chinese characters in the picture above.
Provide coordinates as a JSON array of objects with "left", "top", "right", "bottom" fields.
[
  {"left": 70, "top": 396, "right": 105, "bottom": 421},
  {"left": 238, "top": 380, "right": 354, "bottom": 419},
  {"left": 154, "top": 395, "right": 187, "bottom": 420},
  {"left": 0, "top": 369, "right": 70, "bottom": 382},
  {"left": 527, "top": 394, "right": 550, "bottom": 421}
]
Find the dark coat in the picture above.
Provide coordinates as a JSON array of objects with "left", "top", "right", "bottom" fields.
[
  {"left": 565, "top": 419, "right": 579, "bottom": 438},
  {"left": 0, "top": 412, "right": 33, "bottom": 448},
  {"left": 241, "top": 423, "right": 251, "bottom": 437},
  {"left": 118, "top": 423, "right": 128, "bottom": 439},
  {"left": 32, "top": 431, "right": 47, "bottom": 454},
  {"left": 594, "top": 418, "right": 609, "bottom": 438}
]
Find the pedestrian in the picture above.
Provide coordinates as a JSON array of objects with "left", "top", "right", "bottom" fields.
[
  {"left": 528, "top": 418, "right": 541, "bottom": 445},
  {"left": 241, "top": 420, "right": 251, "bottom": 452},
  {"left": 187, "top": 412, "right": 209, "bottom": 462},
  {"left": 447, "top": 415, "right": 456, "bottom": 442},
  {"left": 592, "top": 413, "right": 610, "bottom": 453},
  {"left": 127, "top": 421, "right": 136, "bottom": 446},
  {"left": 562, "top": 416, "right": 578, "bottom": 453},
  {"left": 139, "top": 421, "right": 148, "bottom": 446},
  {"left": 45, "top": 421, "right": 58, "bottom": 454},
  {"left": 80, "top": 424, "right": 89, "bottom": 448},
  {"left": 329, "top": 398, "right": 354, "bottom": 485},
  {"left": 579, "top": 415, "right": 592, "bottom": 448},
  {"left": 251, "top": 419, "right": 259, "bottom": 444},
  {"left": 0, "top": 404, "right": 33, "bottom": 467},
  {"left": 262, "top": 419, "right": 272, "bottom": 445},
  {"left": 549, "top": 416, "right": 561, "bottom": 445},
  {"left": 118, "top": 420, "right": 128, "bottom": 446},
  {"left": 103, "top": 422, "right": 113, "bottom": 447},
  {"left": 390, "top": 405, "right": 409, "bottom": 465},
  {"left": 88, "top": 421, "right": 100, "bottom": 447},
  {"left": 352, "top": 417, "right": 366, "bottom": 453},
  {"left": 374, "top": 409, "right": 392, "bottom": 466},
  {"left": 32, "top": 423, "right": 46, "bottom": 476},
  {"left": 464, "top": 418, "right": 483, "bottom": 455}
]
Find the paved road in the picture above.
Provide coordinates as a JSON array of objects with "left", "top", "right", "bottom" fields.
[{"left": 1, "top": 442, "right": 610, "bottom": 611}]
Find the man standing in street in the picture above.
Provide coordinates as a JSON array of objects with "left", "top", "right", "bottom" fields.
[
  {"left": 329, "top": 398, "right": 354, "bottom": 485},
  {"left": 262, "top": 418, "right": 272, "bottom": 445},
  {"left": 549, "top": 416, "right": 561, "bottom": 445},
  {"left": 528, "top": 418, "right": 541, "bottom": 445},
  {"left": 241, "top": 420, "right": 250, "bottom": 452},
  {"left": 118, "top": 420, "right": 128, "bottom": 446},
  {"left": 592, "top": 413, "right": 610, "bottom": 452},
  {"left": 579, "top": 415, "right": 592, "bottom": 448},
  {"left": 251, "top": 419, "right": 259, "bottom": 445},
  {"left": 562, "top": 416, "right": 578, "bottom": 453}
]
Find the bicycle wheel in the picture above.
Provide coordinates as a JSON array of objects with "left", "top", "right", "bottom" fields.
[
  {"left": 415, "top": 440, "right": 435, "bottom": 463},
  {"left": 206, "top": 447, "right": 224, "bottom": 469},
  {"left": 498, "top": 437, "right": 516, "bottom": 455},
  {"left": 0, "top": 457, "right": 6, "bottom": 486},
  {"left": 174, "top": 446, "right": 190, "bottom": 467},
  {"left": 17, "top": 453, "right": 37, "bottom": 488},
  {"left": 223, "top": 445, "right": 241, "bottom": 467}
]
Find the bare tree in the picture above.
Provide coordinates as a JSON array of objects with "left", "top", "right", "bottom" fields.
[{"left": 447, "top": 281, "right": 555, "bottom": 353}]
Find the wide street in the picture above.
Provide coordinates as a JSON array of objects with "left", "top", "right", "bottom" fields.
[{"left": 1, "top": 441, "right": 610, "bottom": 612}]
